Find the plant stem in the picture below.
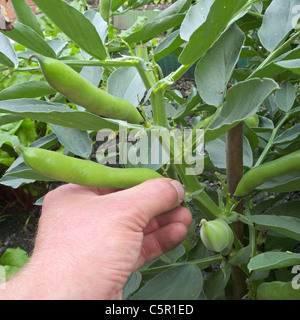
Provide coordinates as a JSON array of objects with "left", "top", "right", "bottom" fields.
[
  {"left": 62, "top": 59, "right": 140, "bottom": 68},
  {"left": 139, "top": 254, "right": 223, "bottom": 275},
  {"left": 254, "top": 112, "right": 289, "bottom": 167}
]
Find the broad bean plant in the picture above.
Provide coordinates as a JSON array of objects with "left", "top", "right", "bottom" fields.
[{"left": 0, "top": 0, "right": 300, "bottom": 300}]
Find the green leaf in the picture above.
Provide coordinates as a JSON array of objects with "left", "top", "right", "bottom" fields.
[
  {"left": 257, "top": 172, "right": 300, "bottom": 193},
  {"left": 0, "top": 33, "right": 18, "bottom": 68},
  {"left": 274, "top": 124, "right": 300, "bottom": 145},
  {"left": 0, "top": 132, "right": 20, "bottom": 148},
  {"left": 125, "top": 14, "right": 185, "bottom": 44},
  {"left": 248, "top": 251, "right": 300, "bottom": 271},
  {"left": 125, "top": 0, "right": 190, "bottom": 43},
  {"left": 178, "top": 0, "right": 248, "bottom": 65},
  {"left": 274, "top": 81, "right": 297, "bottom": 112},
  {"left": 0, "top": 99, "right": 119, "bottom": 131},
  {"left": 11, "top": 0, "right": 44, "bottom": 37},
  {"left": 84, "top": 10, "right": 108, "bottom": 44},
  {"left": 251, "top": 46, "right": 300, "bottom": 79},
  {"left": 131, "top": 265, "right": 203, "bottom": 300},
  {"left": 0, "top": 81, "right": 56, "bottom": 101},
  {"left": 0, "top": 247, "right": 29, "bottom": 268},
  {"left": 122, "top": 272, "right": 142, "bottom": 300},
  {"left": 153, "top": 30, "right": 184, "bottom": 61},
  {"left": 205, "top": 78, "right": 279, "bottom": 142},
  {"left": 206, "top": 135, "right": 253, "bottom": 169},
  {"left": 258, "top": 0, "right": 298, "bottom": 52},
  {"left": 249, "top": 215, "right": 300, "bottom": 241},
  {"left": 49, "top": 124, "right": 92, "bottom": 158},
  {"left": 275, "top": 58, "right": 300, "bottom": 74},
  {"left": 195, "top": 23, "right": 245, "bottom": 107},
  {"left": 180, "top": 0, "right": 214, "bottom": 41},
  {"left": 203, "top": 266, "right": 231, "bottom": 300},
  {"left": 0, "top": 114, "right": 24, "bottom": 126},
  {"left": 107, "top": 67, "right": 146, "bottom": 107},
  {"left": 33, "top": 0, "right": 107, "bottom": 60},
  {"left": 15, "top": 118, "right": 37, "bottom": 147},
  {"left": 1, "top": 22, "right": 56, "bottom": 58},
  {"left": 264, "top": 200, "right": 300, "bottom": 218}
]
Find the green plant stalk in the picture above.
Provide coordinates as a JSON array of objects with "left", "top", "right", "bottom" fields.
[
  {"left": 254, "top": 112, "right": 289, "bottom": 167},
  {"left": 244, "top": 197, "right": 256, "bottom": 258},
  {"left": 61, "top": 59, "right": 140, "bottom": 68},
  {"left": 139, "top": 254, "right": 223, "bottom": 275},
  {"left": 135, "top": 60, "right": 222, "bottom": 220}
]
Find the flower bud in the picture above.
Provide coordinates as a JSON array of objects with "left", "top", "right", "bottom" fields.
[{"left": 199, "top": 219, "right": 234, "bottom": 255}]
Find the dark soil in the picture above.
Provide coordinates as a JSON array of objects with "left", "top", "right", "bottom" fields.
[{"left": 0, "top": 207, "right": 40, "bottom": 256}]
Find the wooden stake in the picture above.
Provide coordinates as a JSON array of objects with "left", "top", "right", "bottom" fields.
[{"left": 226, "top": 122, "right": 247, "bottom": 300}]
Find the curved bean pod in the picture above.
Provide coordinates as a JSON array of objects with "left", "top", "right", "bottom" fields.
[{"left": 19, "top": 146, "right": 162, "bottom": 189}]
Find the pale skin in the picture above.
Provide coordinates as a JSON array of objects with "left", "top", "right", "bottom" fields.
[{"left": 0, "top": 178, "right": 192, "bottom": 300}]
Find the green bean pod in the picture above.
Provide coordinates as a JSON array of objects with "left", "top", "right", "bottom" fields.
[
  {"left": 100, "top": 0, "right": 111, "bottom": 23},
  {"left": 234, "top": 150, "right": 300, "bottom": 198},
  {"left": 19, "top": 146, "right": 162, "bottom": 189},
  {"left": 256, "top": 281, "right": 300, "bottom": 300},
  {"left": 32, "top": 55, "right": 144, "bottom": 125}
]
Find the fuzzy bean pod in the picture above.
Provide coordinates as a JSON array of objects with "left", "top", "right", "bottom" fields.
[{"left": 19, "top": 146, "right": 162, "bottom": 189}]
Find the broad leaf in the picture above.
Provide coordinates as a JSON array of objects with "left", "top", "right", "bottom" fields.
[
  {"left": 251, "top": 46, "right": 300, "bottom": 78},
  {"left": 205, "top": 78, "right": 279, "bottom": 141},
  {"left": 33, "top": 0, "right": 107, "bottom": 60},
  {"left": 206, "top": 135, "right": 253, "bottom": 169},
  {"left": 274, "top": 81, "right": 297, "bottom": 112},
  {"left": 257, "top": 172, "right": 300, "bottom": 193},
  {"left": 153, "top": 30, "right": 184, "bottom": 61},
  {"left": 49, "top": 124, "right": 92, "bottom": 158},
  {"left": 275, "top": 58, "right": 300, "bottom": 74},
  {"left": 258, "top": 0, "right": 299, "bottom": 52},
  {"left": 1, "top": 22, "right": 56, "bottom": 58},
  {"left": 84, "top": 10, "right": 108, "bottom": 43},
  {"left": 131, "top": 265, "right": 203, "bottom": 300},
  {"left": 11, "top": 0, "right": 44, "bottom": 37},
  {"left": 203, "top": 267, "right": 231, "bottom": 300},
  {"left": 0, "top": 81, "right": 55, "bottom": 100},
  {"left": 180, "top": 0, "right": 214, "bottom": 41},
  {"left": 195, "top": 23, "right": 245, "bottom": 107},
  {"left": 179, "top": 0, "right": 249, "bottom": 65},
  {"left": 248, "top": 251, "right": 300, "bottom": 271},
  {"left": 125, "top": 0, "right": 190, "bottom": 43},
  {"left": 274, "top": 124, "right": 300, "bottom": 145},
  {"left": 0, "top": 33, "right": 18, "bottom": 68},
  {"left": 0, "top": 99, "right": 119, "bottom": 131},
  {"left": 249, "top": 215, "right": 300, "bottom": 241},
  {"left": 107, "top": 67, "right": 146, "bottom": 107},
  {"left": 122, "top": 272, "right": 142, "bottom": 300}
]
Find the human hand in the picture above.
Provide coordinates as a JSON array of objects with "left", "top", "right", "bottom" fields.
[{"left": 1, "top": 178, "right": 192, "bottom": 300}]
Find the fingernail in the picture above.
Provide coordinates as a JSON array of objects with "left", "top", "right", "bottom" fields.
[{"left": 170, "top": 180, "right": 185, "bottom": 202}]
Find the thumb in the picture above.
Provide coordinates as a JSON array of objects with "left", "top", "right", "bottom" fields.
[{"left": 107, "top": 178, "right": 185, "bottom": 227}]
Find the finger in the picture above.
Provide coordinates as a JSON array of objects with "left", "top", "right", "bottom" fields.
[
  {"left": 143, "top": 206, "right": 192, "bottom": 235},
  {"left": 134, "top": 222, "right": 188, "bottom": 270},
  {"left": 104, "top": 178, "right": 185, "bottom": 228}
]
